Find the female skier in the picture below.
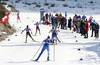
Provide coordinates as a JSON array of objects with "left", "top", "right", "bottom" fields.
[
  {"left": 34, "top": 22, "right": 41, "bottom": 36},
  {"left": 34, "top": 36, "right": 54, "bottom": 61},
  {"left": 21, "top": 25, "right": 35, "bottom": 43},
  {"left": 17, "top": 10, "right": 21, "bottom": 23},
  {"left": 49, "top": 27, "right": 61, "bottom": 44}
]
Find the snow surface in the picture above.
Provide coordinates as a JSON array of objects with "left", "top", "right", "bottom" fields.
[{"left": 0, "top": 0, "right": 100, "bottom": 65}]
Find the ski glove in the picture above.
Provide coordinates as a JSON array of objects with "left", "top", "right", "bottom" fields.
[
  {"left": 21, "top": 30, "right": 24, "bottom": 34},
  {"left": 21, "top": 32, "right": 23, "bottom": 34},
  {"left": 31, "top": 32, "right": 32, "bottom": 34}
]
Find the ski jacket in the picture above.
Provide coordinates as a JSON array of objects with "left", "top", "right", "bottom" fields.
[
  {"left": 68, "top": 18, "right": 72, "bottom": 28},
  {"left": 91, "top": 23, "right": 95, "bottom": 30},
  {"left": 51, "top": 29, "right": 57, "bottom": 34},
  {"left": 58, "top": 16, "right": 61, "bottom": 23},
  {"left": 42, "top": 38, "right": 54, "bottom": 45},
  {"left": 45, "top": 13, "right": 48, "bottom": 19},
  {"left": 80, "top": 21, "right": 85, "bottom": 29},
  {"left": 34, "top": 23, "right": 40, "bottom": 27},
  {"left": 95, "top": 24, "right": 99, "bottom": 32},
  {"left": 82, "top": 15, "right": 86, "bottom": 20},
  {"left": 22, "top": 28, "right": 31, "bottom": 33},
  {"left": 17, "top": 11, "right": 20, "bottom": 16},
  {"left": 85, "top": 22, "right": 89, "bottom": 31},
  {"left": 61, "top": 17, "right": 65, "bottom": 24}
]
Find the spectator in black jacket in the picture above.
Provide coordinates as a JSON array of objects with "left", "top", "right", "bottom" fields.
[
  {"left": 45, "top": 13, "right": 48, "bottom": 21},
  {"left": 91, "top": 22, "right": 95, "bottom": 37},
  {"left": 68, "top": 17, "right": 72, "bottom": 30},
  {"left": 61, "top": 16, "right": 65, "bottom": 29},
  {"left": 95, "top": 23, "right": 99, "bottom": 38}
]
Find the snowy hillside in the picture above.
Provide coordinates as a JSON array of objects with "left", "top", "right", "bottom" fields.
[
  {"left": 0, "top": 0, "right": 100, "bottom": 65},
  {"left": 3, "top": 0, "right": 100, "bottom": 14}
]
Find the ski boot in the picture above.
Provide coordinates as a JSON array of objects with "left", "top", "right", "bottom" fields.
[
  {"left": 34, "top": 58, "right": 38, "bottom": 61},
  {"left": 55, "top": 41, "right": 57, "bottom": 45},
  {"left": 39, "top": 32, "right": 41, "bottom": 35},
  {"left": 25, "top": 40, "right": 27, "bottom": 43},
  {"left": 34, "top": 33, "right": 36, "bottom": 36},
  {"left": 47, "top": 56, "right": 49, "bottom": 61},
  {"left": 34, "top": 34, "right": 36, "bottom": 36},
  {"left": 34, "top": 56, "right": 39, "bottom": 61},
  {"left": 58, "top": 39, "right": 61, "bottom": 43}
]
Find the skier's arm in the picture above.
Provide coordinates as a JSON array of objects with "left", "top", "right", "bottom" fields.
[
  {"left": 29, "top": 28, "right": 32, "bottom": 34},
  {"left": 39, "top": 23, "right": 41, "bottom": 25},
  {"left": 34, "top": 23, "right": 36, "bottom": 25},
  {"left": 49, "top": 30, "right": 52, "bottom": 33},
  {"left": 57, "top": 30, "right": 60, "bottom": 32},
  {"left": 42, "top": 39, "right": 46, "bottom": 44},
  {"left": 21, "top": 28, "right": 26, "bottom": 34},
  {"left": 50, "top": 39, "right": 54, "bottom": 44},
  {"left": 49, "top": 30, "right": 51, "bottom": 33}
]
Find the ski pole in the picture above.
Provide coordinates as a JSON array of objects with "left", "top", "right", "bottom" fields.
[
  {"left": 32, "top": 25, "right": 35, "bottom": 36},
  {"left": 21, "top": 33, "right": 24, "bottom": 36},
  {"left": 57, "top": 28, "right": 63, "bottom": 43},
  {"left": 53, "top": 43, "right": 55, "bottom": 61},
  {"left": 58, "top": 32, "right": 63, "bottom": 43},
  {"left": 31, "top": 43, "right": 43, "bottom": 60}
]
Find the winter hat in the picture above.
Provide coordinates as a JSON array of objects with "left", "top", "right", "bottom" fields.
[{"left": 47, "top": 36, "right": 50, "bottom": 39}]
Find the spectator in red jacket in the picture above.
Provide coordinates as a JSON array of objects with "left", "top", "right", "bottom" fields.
[{"left": 84, "top": 22, "right": 89, "bottom": 38}]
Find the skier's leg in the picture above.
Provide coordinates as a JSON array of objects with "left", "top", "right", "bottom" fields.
[
  {"left": 19, "top": 16, "right": 21, "bottom": 22},
  {"left": 17, "top": 16, "right": 18, "bottom": 23},
  {"left": 17, "top": 16, "right": 20, "bottom": 23},
  {"left": 28, "top": 33, "right": 35, "bottom": 41},
  {"left": 53, "top": 34, "right": 57, "bottom": 44},
  {"left": 35, "top": 29, "right": 37, "bottom": 36},
  {"left": 57, "top": 37, "right": 61, "bottom": 42},
  {"left": 39, "top": 46, "right": 46, "bottom": 57},
  {"left": 38, "top": 27, "right": 41, "bottom": 35},
  {"left": 25, "top": 34, "right": 28, "bottom": 43},
  {"left": 52, "top": 34, "right": 54, "bottom": 41},
  {"left": 47, "top": 45, "right": 49, "bottom": 61},
  {"left": 35, "top": 46, "right": 46, "bottom": 61}
]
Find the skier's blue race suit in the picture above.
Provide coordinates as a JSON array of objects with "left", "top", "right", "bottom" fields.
[
  {"left": 38, "top": 38, "right": 54, "bottom": 58},
  {"left": 51, "top": 29, "right": 57, "bottom": 40}
]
